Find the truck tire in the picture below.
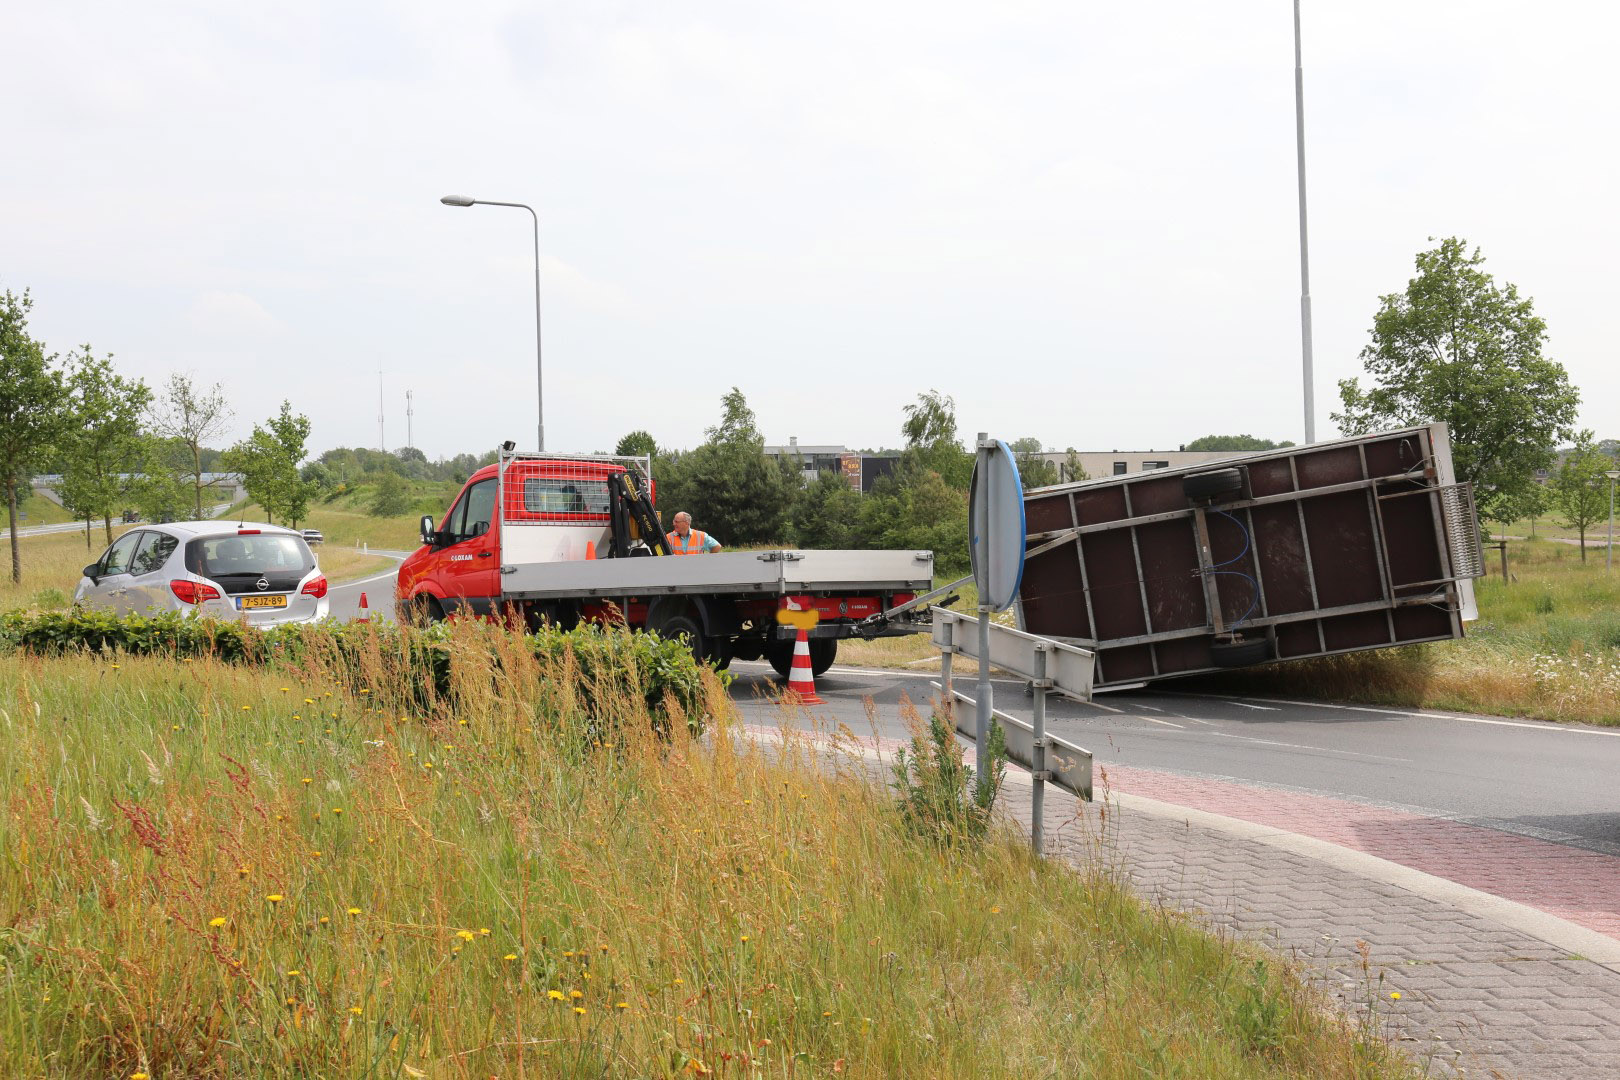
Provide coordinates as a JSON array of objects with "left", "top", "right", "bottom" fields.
[
  {"left": 1183, "top": 468, "right": 1244, "bottom": 502},
  {"left": 407, "top": 595, "right": 445, "bottom": 626},
  {"left": 766, "top": 638, "right": 795, "bottom": 680},
  {"left": 809, "top": 638, "right": 838, "bottom": 677},
  {"left": 657, "top": 614, "right": 707, "bottom": 666},
  {"left": 706, "top": 636, "right": 733, "bottom": 671},
  {"left": 1209, "top": 638, "right": 1271, "bottom": 668}
]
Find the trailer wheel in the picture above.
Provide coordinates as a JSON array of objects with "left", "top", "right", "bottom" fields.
[
  {"left": 656, "top": 614, "right": 707, "bottom": 666},
  {"left": 1210, "top": 638, "right": 1271, "bottom": 668},
  {"left": 809, "top": 639, "right": 838, "bottom": 677},
  {"left": 1183, "top": 468, "right": 1244, "bottom": 502}
]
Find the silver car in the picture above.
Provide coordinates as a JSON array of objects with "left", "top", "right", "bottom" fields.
[{"left": 75, "top": 521, "right": 330, "bottom": 625}]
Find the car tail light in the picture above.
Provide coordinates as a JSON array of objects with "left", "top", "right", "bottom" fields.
[
  {"left": 238, "top": 528, "right": 260, "bottom": 535},
  {"left": 171, "top": 579, "right": 221, "bottom": 605},
  {"left": 301, "top": 576, "right": 328, "bottom": 599}
]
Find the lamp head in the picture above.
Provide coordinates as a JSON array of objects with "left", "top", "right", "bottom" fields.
[
  {"left": 1607, "top": 469, "right": 1620, "bottom": 481},
  {"left": 440, "top": 194, "right": 476, "bottom": 207}
]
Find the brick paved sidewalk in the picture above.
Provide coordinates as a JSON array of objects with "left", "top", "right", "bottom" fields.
[
  {"left": 1001, "top": 772, "right": 1620, "bottom": 1079},
  {"left": 753, "top": 724, "right": 1620, "bottom": 1078}
]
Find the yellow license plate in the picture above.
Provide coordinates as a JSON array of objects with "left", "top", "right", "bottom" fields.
[{"left": 239, "top": 594, "right": 288, "bottom": 610}]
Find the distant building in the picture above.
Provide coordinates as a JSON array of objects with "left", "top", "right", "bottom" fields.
[
  {"left": 1033, "top": 449, "right": 1264, "bottom": 484},
  {"left": 762, "top": 437, "right": 899, "bottom": 493}
]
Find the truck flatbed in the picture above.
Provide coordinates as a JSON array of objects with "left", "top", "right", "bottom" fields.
[{"left": 499, "top": 548, "right": 935, "bottom": 601}]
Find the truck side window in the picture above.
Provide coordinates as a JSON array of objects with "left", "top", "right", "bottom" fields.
[{"left": 457, "top": 479, "right": 496, "bottom": 542}]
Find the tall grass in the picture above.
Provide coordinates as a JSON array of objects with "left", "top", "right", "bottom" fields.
[
  {"left": 0, "top": 526, "right": 139, "bottom": 612},
  {"left": 0, "top": 625, "right": 1414, "bottom": 1078}
]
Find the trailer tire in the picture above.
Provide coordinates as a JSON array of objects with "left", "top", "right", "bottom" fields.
[
  {"left": 1210, "top": 638, "right": 1271, "bottom": 668},
  {"left": 1183, "top": 469, "right": 1244, "bottom": 502}
]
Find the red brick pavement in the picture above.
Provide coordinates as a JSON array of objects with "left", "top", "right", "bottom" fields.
[{"left": 1100, "top": 763, "right": 1620, "bottom": 940}]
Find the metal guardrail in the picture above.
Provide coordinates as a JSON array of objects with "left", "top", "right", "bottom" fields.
[{"left": 931, "top": 611, "right": 1097, "bottom": 850}]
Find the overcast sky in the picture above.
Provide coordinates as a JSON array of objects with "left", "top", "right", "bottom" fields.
[{"left": 5, "top": 1, "right": 1616, "bottom": 462}]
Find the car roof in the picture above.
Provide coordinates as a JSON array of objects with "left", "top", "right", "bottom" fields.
[{"left": 140, "top": 521, "right": 303, "bottom": 540}]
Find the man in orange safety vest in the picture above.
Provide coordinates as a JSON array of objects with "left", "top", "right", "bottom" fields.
[{"left": 666, "top": 511, "right": 723, "bottom": 555}]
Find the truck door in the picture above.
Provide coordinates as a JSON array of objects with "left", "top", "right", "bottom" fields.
[{"left": 439, "top": 477, "right": 500, "bottom": 615}]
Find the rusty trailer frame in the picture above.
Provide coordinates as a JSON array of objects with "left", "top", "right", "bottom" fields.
[{"left": 1016, "top": 423, "right": 1485, "bottom": 690}]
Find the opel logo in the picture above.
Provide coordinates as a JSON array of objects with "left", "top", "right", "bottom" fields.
[{"left": 255, "top": 576, "right": 269, "bottom": 591}]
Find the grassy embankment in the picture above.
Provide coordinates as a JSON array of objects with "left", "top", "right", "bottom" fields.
[
  {"left": 843, "top": 541, "right": 1620, "bottom": 726},
  {"left": 0, "top": 623, "right": 1415, "bottom": 1078},
  {"left": 9, "top": 490, "right": 78, "bottom": 527}
]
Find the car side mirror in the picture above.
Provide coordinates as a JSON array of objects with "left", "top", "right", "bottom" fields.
[
  {"left": 470, "top": 520, "right": 489, "bottom": 539},
  {"left": 83, "top": 562, "right": 101, "bottom": 584},
  {"left": 420, "top": 515, "right": 437, "bottom": 546}
]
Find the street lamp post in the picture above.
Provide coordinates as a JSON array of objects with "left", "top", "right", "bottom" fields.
[
  {"left": 1293, "top": 0, "right": 1315, "bottom": 445},
  {"left": 441, "top": 194, "right": 545, "bottom": 452},
  {"left": 1607, "top": 470, "right": 1619, "bottom": 571}
]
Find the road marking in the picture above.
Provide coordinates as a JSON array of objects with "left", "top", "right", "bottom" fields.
[
  {"left": 1198, "top": 730, "right": 1412, "bottom": 761},
  {"left": 1162, "top": 690, "right": 1620, "bottom": 736},
  {"left": 1138, "top": 716, "right": 1185, "bottom": 729},
  {"left": 1231, "top": 701, "right": 1280, "bottom": 711}
]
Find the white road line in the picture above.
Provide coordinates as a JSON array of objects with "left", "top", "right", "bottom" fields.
[
  {"left": 1231, "top": 701, "right": 1280, "bottom": 711},
  {"left": 1198, "top": 730, "right": 1412, "bottom": 762},
  {"left": 1139, "top": 716, "right": 1185, "bottom": 729},
  {"left": 1136, "top": 704, "right": 1164, "bottom": 712},
  {"left": 1162, "top": 690, "right": 1620, "bottom": 736}
]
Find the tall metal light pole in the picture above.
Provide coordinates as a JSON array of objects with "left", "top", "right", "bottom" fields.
[
  {"left": 1607, "top": 469, "right": 1618, "bottom": 571},
  {"left": 441, "top": 194, "right": 545, "bottom": 452},
  {"left": 1293, "top": 0, "right": 1316, "bottom": 445}
]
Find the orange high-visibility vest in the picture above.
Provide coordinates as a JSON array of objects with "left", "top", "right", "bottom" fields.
[{"left": 666, "top": 529, "right": 716, "bottom": 555}]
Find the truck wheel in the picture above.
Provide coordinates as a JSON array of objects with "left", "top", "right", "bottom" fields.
[
  {"left": 657, "top": 614, "right": 707, "bottom": 666},
  {"left": 706, "top": 636, "right": 733, "bottom": 671},
  {"left": 1183, "top": 469, "right": 1244, "bottom": 502},
  {"left": 1210, "top": 638, "right": 1271, "bottom": 668},
  {"left": 765, "top": 638, "right": 795, "bottom": 680},
  {"left": 809, "top": 639, "right": 838, "bottom": 677},
  {"left": 409, "top": 595, "right": 445, "bottom": 626}
]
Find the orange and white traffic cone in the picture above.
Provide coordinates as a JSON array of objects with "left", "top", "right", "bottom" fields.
[
  {"left": 358, "top": 592, "right": 370, "bottom": 623},
  {"left": 784, "top": 627, "right": 824, "bottom": 705}
]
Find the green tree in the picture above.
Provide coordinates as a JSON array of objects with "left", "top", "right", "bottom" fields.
[
  {"left": 859, "top": 463, "right": 970, "bottom": 573},
  {"left": 1552, "top": 432, "right": 1613, "bottom": 561},
  {"left": 1184, "top": 434, "right": 1294, "bottom": 452},
  {"left": 56, "top": 345, "right": 152, "bottom": 547},
  {"left": 1062, "top": 448, "right": 1089, "bottom": 484},
  {"left": 1333, "top": 238, "right": 1580, "bottom": 522},
  {"left": 150, "top": 373, "right": 233, "bottom": 518},
  {"left": 901, "top": 390, "right": 972, "bottom": 488},
  {"left": 128, "top": 439, "right": 191, "bottom": 524},
  {"left": 225, "top": 402, "right": 317, "bottom": 526},
  {"left": 792, "top": 468, "right": 863, "bottom": 549},
  {"left": 0, "top": 289, "right": 70, "bottom": 584},
  {"left": 1009, "top": 437, "right": 1059, "bottom": 490},
  {"left": 614, "top": 430, "right": 659, "bottom": 459},
  {"left": 657, "top": 389, "right": 794, "bottom": 544},
  {"left": 368, "top": 471, "right": 410, "bottom": 518}
]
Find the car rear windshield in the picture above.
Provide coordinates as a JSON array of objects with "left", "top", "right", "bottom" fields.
[{"left": 185, "top": 534, "right": 313, "bottom": 579}]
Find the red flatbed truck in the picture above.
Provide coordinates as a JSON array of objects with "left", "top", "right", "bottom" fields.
[{"left": 394, "top": 448, "right": 936, "bottom": 674}]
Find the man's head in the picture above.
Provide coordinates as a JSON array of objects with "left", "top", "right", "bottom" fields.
[{"left": 672, "top": 511, "right": 692, "bottom": 536}]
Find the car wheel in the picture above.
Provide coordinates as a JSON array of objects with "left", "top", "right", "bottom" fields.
[
  {"left": 1183, "top": 469, "right": 1245, "bottom": 502},
  {"left": 1209, "top": 638, "right": 1271, "bottom": 668}
]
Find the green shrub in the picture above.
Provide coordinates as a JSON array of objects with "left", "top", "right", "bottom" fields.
[
  {"left": 0, "top": 609, "right": 707, "bottom": 736},
  {"left": 891, "top": 709, "right": 1007, "bottom": 844}
]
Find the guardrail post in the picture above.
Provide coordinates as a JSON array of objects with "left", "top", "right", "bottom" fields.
[
  {"left": 1031, "top": 642, "right": 1048, "bottom": 856},
  {"left": 937, "top": 612, "right": 954, "bottom": 714}
]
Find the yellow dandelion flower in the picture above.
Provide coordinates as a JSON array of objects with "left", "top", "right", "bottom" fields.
[
  {"left": 458, "top": 718, "right": 468, "bottom": 725},
  {"left": 822, "top": 1011, "right": 831, "bottom": 1017},
  {"left": 242, "top": 705, "right": 251, "bottom": 711},
  {"left": 309, "top": 850, "right": 322, "bottom": 858},
  {"left": 503, "top": 953, "right": 518, "bottom": 961},
  {"left": 673, "top": 978, "right": 684, "bottom": 986},
  {"left": 349, "top": 1005, "right": 363, "bottom": 1015},
  {"left": 1391, "top": 991, "right": 1402, "bottom": 1001},
  {"left": 573, "top": 1006, "right": 586, "bottom": 1015},
  {"left": 304, "top": 697, "right": 315, "bottom": 704},
  {"left": 360, "top": 688, "right": 370, "bottom": 694},
  {"left": 478, "top": 927, "right": 490, "bottom": 936},
  {"left": 423, "top": 761, "right": 434, "bottom": 769},
  {"left": 456, "top": 930, "right": 475, "bottom": 941},
  {"left": 209, "top": 917, "right": 227, "bottom": 928},
  {"left": 615, "top": 1001, "right": 628, "bottom": 1010},
  {"left": 130, "top": 1073, "right": 146, "bottom": 1079},
  {"left": 583, "top": 972, "right": 592, "bottom": 980},
  {"left": 347, "top": 907, "right": 362, "bottom": 916},
  {"left": 563, "top": 950, "right": 575, "bottom": 958},
  {"left": 548, "top": 989, "right": 565, "bottom": 1001},
  {"left": 740, "top": 935, "right": 749, "bottom": 943},
  {"left": 171, "top": 724, "right": 180, "bottom": 731},
  {"left": 266, "top": 894, "right": 284, "bottom": 904},
  {"left": 280, "top": 687, "right": 289, "bottom": 693},
  {"left": 110, "top": 664, "right": 120, "bottom": 670},
  {"left": 319, "top": 916, "right": 330, "bottom": 925},
  {"left": 989, "top": 906, "right": 1001, "bottom": 914},
  {"left": 288, "top": 969, "right": 303, "bottom": 977},
  {"left": 599, "top": 944, "right": 609, "bottom": 953},
  {"left": 301, "top": 777, "right": 312, "bottom": 785},
  {"left": 237, "top": 865, "right": 250, "bottom": 878},
  {"left": 570, "top": 990, "right": 583, "bottom": 1000},
  {"left": 332, "top": 807, "right": 343, "bottom": 815}
]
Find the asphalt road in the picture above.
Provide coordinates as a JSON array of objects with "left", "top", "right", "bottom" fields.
[
  {"left": 324, "top": 559, "right": 1620, "bottom": 858},
  {"left": 728, "top": 659, "right": 1620, "bottom": 859}
]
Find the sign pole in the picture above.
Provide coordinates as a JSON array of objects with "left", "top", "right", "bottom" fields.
[{"left": 974, "top": 433, "right": 993, "bottom": 781}]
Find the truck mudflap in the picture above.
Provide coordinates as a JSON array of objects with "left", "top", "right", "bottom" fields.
[{"left": 1017, "top": 423, "right": 1485, "bottom": 689}]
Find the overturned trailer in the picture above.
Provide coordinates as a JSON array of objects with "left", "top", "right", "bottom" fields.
[{"left": 1016, "top": 423, "right": 1485, "bottom": 690}]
